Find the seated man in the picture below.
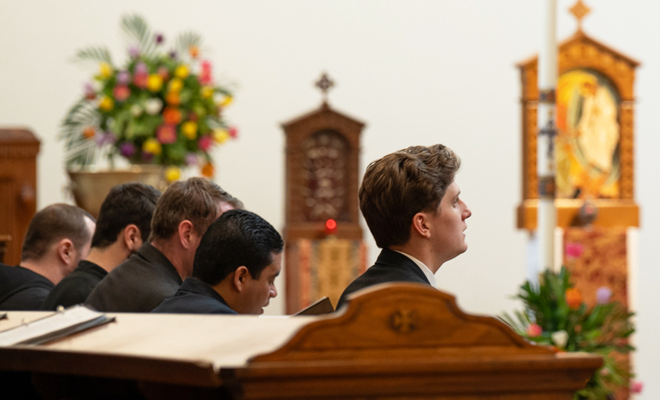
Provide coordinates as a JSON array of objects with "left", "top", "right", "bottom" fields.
[
  {"left": 41, "top": 183, "right": 161, "bottom": 310},
  {"left": 0, "top": 204, "right": 96, "bottom": 310},
  {"left": 152, "top": 209, "right": 283, "bottom": 314},
  {"left": 337, "top": 144, "right": 472, "bottom": 309},
  {"left": 86, "top": 177, "right": 242, "bottom": 312}
]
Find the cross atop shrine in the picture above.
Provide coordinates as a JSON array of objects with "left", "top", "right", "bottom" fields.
[
  {"left": 569, "top": 0, "right": 591, "bottom": 33},
  {"left": 315, "top": 72, "right": 335, "bottom": 104}
]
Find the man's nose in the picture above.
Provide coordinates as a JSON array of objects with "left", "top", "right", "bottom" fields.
[
  {"left": 270, "top": 285, "right": 278, "bottom": 298},
  {"left": 463, "top": 202, "right": 472, "bottom": 219}
]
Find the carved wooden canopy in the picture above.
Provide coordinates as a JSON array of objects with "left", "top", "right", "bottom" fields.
[{"left": 517, "top": 30, "right": 640, "bottom": 230}]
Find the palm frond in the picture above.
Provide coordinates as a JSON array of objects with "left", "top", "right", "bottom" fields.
[
  {"left": 74, "top": 46, "right": 113, "bottom": 64},
  {"left": 120, "top": 14, "right": 156, "bottom": 57},
  {"left": 59, "top": 99, "right": 102, "bottom": 166},
  {"left": 173, "top": 31, "right": 201, "bottom": 56}
]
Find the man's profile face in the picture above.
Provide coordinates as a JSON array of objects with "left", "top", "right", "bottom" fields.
[
  {"left": 429, "top": 181, "right": 471, "bottom": 263},
  {"left": 238, "top": 252, "right": 282, "bottom": 315}
]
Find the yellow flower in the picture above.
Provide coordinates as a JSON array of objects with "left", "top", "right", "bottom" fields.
[
  {"left": 220, "top": 95, "right": 233, "bottom": 107},
  {"left": 165, "top": 166, "right": 181, "bottom": 182},
  {"left": 201, "top": 86, "right": 213, "bottom": 99},
  {"left": 213, "top": 128, "right": 230, "bottom": 144},
  {"left": 99, "top": 96, "right": 114, "bottom": 111},
  {"left": 99, "top": 62, "right": 113, "bottom": 79},
  {"left": 181, "top": 121, "right": 198, "bottom": 140},
  {"left": 174, "top": 65, "right": 189, "bottom": 79},
  {"left": 168, "top": 78, "right": 183, "bottom": 93},
  {"left": 142, "top": 138, "right": 162, "bottom": 155},
  {"left": 147, "top": 74, "right": 163, "bottom": 92}
]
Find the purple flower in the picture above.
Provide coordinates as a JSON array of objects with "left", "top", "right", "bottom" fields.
[
  {"left": 185, "top": 153, "right": 198, "bottom": 166},
  {"left": 95, "top": 132, "right": 117, "bottom": 146},
  {"left": 168, "top": 50, "right": 177, "bottom": 60},
  {"left": 155, "top": 33, "right": 164, "bottom": 44},
  {"left": 596, "top": 287, "right": 612, "bottom": 305},
  {"left": 117, "top": 71, "right": 131, "bottom": 85},
  {"left": 129, "top": 45, "right": 140, "bottom": 58},
  {"left": 134, "top": 62, "right": 148, "bottom": 75},
  {"left": 119, "top": 142, "right": 136, "bottom": 158},
  {"left": 141, "top": 151, "right": 154, "bottom": 162}
]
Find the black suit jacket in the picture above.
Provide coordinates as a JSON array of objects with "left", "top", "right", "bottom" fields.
[
  {"left": 336, "top": 249, "right": 430, "bottom": 309},
  {"left": 152, "top": 277, "right": 237, "bottom": 315},
  {"left": 41, "top": 260, "right": 107, "bottom": 310},
  {"left": 86, "top": 243, "right": 182, "bottom": 312}
]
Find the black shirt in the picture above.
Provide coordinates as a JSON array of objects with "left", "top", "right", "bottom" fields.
[
  {"left": 152, "top": 277, "right": 237, "bottom": 315},
  {"left": 40, "top": 260, "right": 107, "bottom": 310},
  {"left": 0, "top": 263, "right": 54, "bottom": 310}
]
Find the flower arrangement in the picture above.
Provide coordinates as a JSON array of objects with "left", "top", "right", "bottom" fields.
[
  {"left": 502, "top": 266, "right": 639, "bottom": 400},
  {"left": 59, "top": 14, "right": 237, "bottom": 181}
]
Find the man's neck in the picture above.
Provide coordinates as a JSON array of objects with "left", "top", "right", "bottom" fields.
[
  {"left": 85, "top": 244, "right": 129, "bottom": 273},
  {"left": 389, "top": 242, "right": 443, "bottom": 274},
  {"left": 150, "top": 239, "right": 190, "bottom": 280},
  {"left": 19, "top": 258, "right": 64, "bottom": 285}
]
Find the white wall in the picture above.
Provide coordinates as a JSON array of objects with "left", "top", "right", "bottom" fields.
[{"left": 1, "top": 1, "right": 658, "bottom": 396}]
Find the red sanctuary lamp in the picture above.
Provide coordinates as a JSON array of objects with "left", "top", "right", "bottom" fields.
[{"left": 324, "top": 219, "right": 338, "bottom": 236}]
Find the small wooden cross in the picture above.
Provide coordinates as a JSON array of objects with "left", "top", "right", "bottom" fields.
[
  {"left": 569, "top": 0, "right": 591, "bottom": 32},
  {"left": 315, "top": 73, "right": 335, "bottom": 103}
]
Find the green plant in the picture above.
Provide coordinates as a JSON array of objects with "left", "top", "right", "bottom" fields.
[{"left": 501, "top": 267, "right": 635, "bottom": 400}]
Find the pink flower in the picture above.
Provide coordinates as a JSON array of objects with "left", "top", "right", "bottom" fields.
[
  {"left": 229, "top": 126, "right": 239, "bottom": 138},
  {"left": 84, "top": 82, "right": 96, "bottom": 100},
  {"left": 117, "top": 71, "right": 131, "bottom": 85},
  {"left": 185, "top": 152, "right": 198, "bottom": 166},
  {"left": 129, "top": 46, "right": 140, "bottom": 58},
  {"left": 596, "top": 287, "right": 612, "bottom": 305},
  {"left": 113, "top": 85, "right": 130, "bottom": 102},
  {"left": 157, "top": 66, "right": 169, "bottom": 80},
  {"left": 526, "top": 323, "right": 542, "bottom": 337},
  {"left": 134, "top": 62, "right": 148, "bottom": 75},
  {"left": 156, "top": 124, "right": 177, "bottom": 144},
  {"left": 565, "top": 242, "right": 584, "bottom": 259},
  {"left": 198, "top": 60, "right": 212, "bottom": 85},
  {"left": 133, "top": 73, "right": 148, "bottom": 89},
  {"left": 630, "top": 380, "right": 643, "bottom": 394},
  {"left": 198, "top": 135, "right": 213, "bottom": 151}
]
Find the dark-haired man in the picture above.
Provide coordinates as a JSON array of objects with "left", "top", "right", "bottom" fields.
[
  {"left": 153, "top": 209, "right": 282, "bottom": 315},
  {"left": 0, "top": 204, "right": 96, "bottom": 310},
  {"left": 337, "top": 144, "right": 472, "bottom": 309},
  {"left": 87, "top": 178, "right": 242, "bottom": 312},
  {"left": 41, "top": 183, "right": 161, "bottom": 310}
]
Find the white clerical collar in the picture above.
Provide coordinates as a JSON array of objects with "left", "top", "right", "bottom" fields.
[{"left": 393, "top": 250, "right": 437, "bottom": 287}]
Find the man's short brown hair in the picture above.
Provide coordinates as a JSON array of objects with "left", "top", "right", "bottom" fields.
[
  {"left": 359, "top": 144, "right": 461, "bottom": 249},
  {"left": 21, "top": 204, "right": 95, "bottom": 262},
  {"left": 149, "top": 177, "right": 243, "bottom": 242}
]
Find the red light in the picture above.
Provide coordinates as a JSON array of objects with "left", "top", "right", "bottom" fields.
[{"left": 325, "top": 219, "right": 337, "bottom": 235}]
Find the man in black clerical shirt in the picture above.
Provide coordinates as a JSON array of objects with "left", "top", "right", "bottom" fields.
[
  {"left": 336, "top": 144, "right": 472, "bottom": 309},
  {"left": 86, "top": 178, "right": 243, "bottom": 312},
  {"left": 153, "top": 209, "right": 283, "bottom": 315},
  {"left": 0, "top": 204, "right": 96, "bottom": 310},
  {"left": 41, "top": 183, "right": 161, "bottom": 310}
]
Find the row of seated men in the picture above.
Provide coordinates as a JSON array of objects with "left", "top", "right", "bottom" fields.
[{"left": 0, "top": 143, "right": 472, "bottom": 316}]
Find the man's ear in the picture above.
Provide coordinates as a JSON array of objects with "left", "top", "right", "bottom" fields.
[
  {"left": 177, "top": 220, "right": 196, "bottom": 249},
  {"left": 232, "top": 266, "right": 250, "bottom": 292},
  {"left": 56, "top": 239, "right": 75, "bottom": 265},
  {"left": 123, "top": 224, "right": 141, "bottom": 251},
  {"left": 411, "top": 212, "right": 432, "bottom": 239}
]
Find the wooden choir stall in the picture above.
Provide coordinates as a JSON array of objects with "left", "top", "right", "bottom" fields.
[{"left": 0, "top": 284, "right": 601, "bottom": 399}]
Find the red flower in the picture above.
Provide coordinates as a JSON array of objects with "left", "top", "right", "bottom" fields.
[
  {"left": 198, "top": 135, "right": 213, "bottom": 151},
  {"left": 229, "top": 126, "right": 238, "bottom": 138},
  {"left": 156, "top": 124, "right": 177, "bottom": 144},
  {"left": 565, "top": 242, "right": 584, "bottom": 259},
  {"left": 113, "top": 85, "right": 130, "bottom": 102},
  {"left": 162, "top": 107, "right": 182, "bottom": 125},
  {"left": 133, "top": 73, "right": 148, "bottom": 89}
]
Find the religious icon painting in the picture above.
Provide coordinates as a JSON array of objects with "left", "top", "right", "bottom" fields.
[{"left": 555, "top": 69, "right": 621, "bottom": 199}]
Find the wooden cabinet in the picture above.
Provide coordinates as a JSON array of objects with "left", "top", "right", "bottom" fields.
[{"left": 0, "top": 128, "right": 40, "bottom": 266}]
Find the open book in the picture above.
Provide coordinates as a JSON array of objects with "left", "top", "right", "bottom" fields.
[{"left": 0, "top": 305, "right": 114, "bottom": 346}]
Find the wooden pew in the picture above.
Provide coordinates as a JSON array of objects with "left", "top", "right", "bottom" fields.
[{"left": 0, "top": 284, "right": 601, "bottom": 399}]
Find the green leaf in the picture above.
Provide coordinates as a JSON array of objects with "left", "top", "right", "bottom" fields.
[{"left": 74, "top": 46, "right": 113, "bottom": 64}]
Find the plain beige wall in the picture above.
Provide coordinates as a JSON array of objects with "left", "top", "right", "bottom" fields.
[{"left": 1, "top": 1, "right": 658, "bottom": 395}]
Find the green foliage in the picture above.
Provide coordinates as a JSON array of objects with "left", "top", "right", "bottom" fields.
[{"left": 501, "top": 267, "right": 635, "bottom": 400}]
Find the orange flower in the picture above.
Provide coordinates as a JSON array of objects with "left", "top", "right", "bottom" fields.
[
  {"left": 201, "top": 162, "right": 214, "bottom": 177},
  {"left": 189, "top": 45, "right": 199, "bottom": 58},
  {"left": 565, "top": 288, "right": 582, "bottom": 309},
  {"left": 83, "top": 126, "right": 96, "bottom": 139},
  {"left": 165, "top": 91, "right": 180, "bottom": 106},
  {"left": 162, "top": 107, "right": 182, "bottom": 125}
]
